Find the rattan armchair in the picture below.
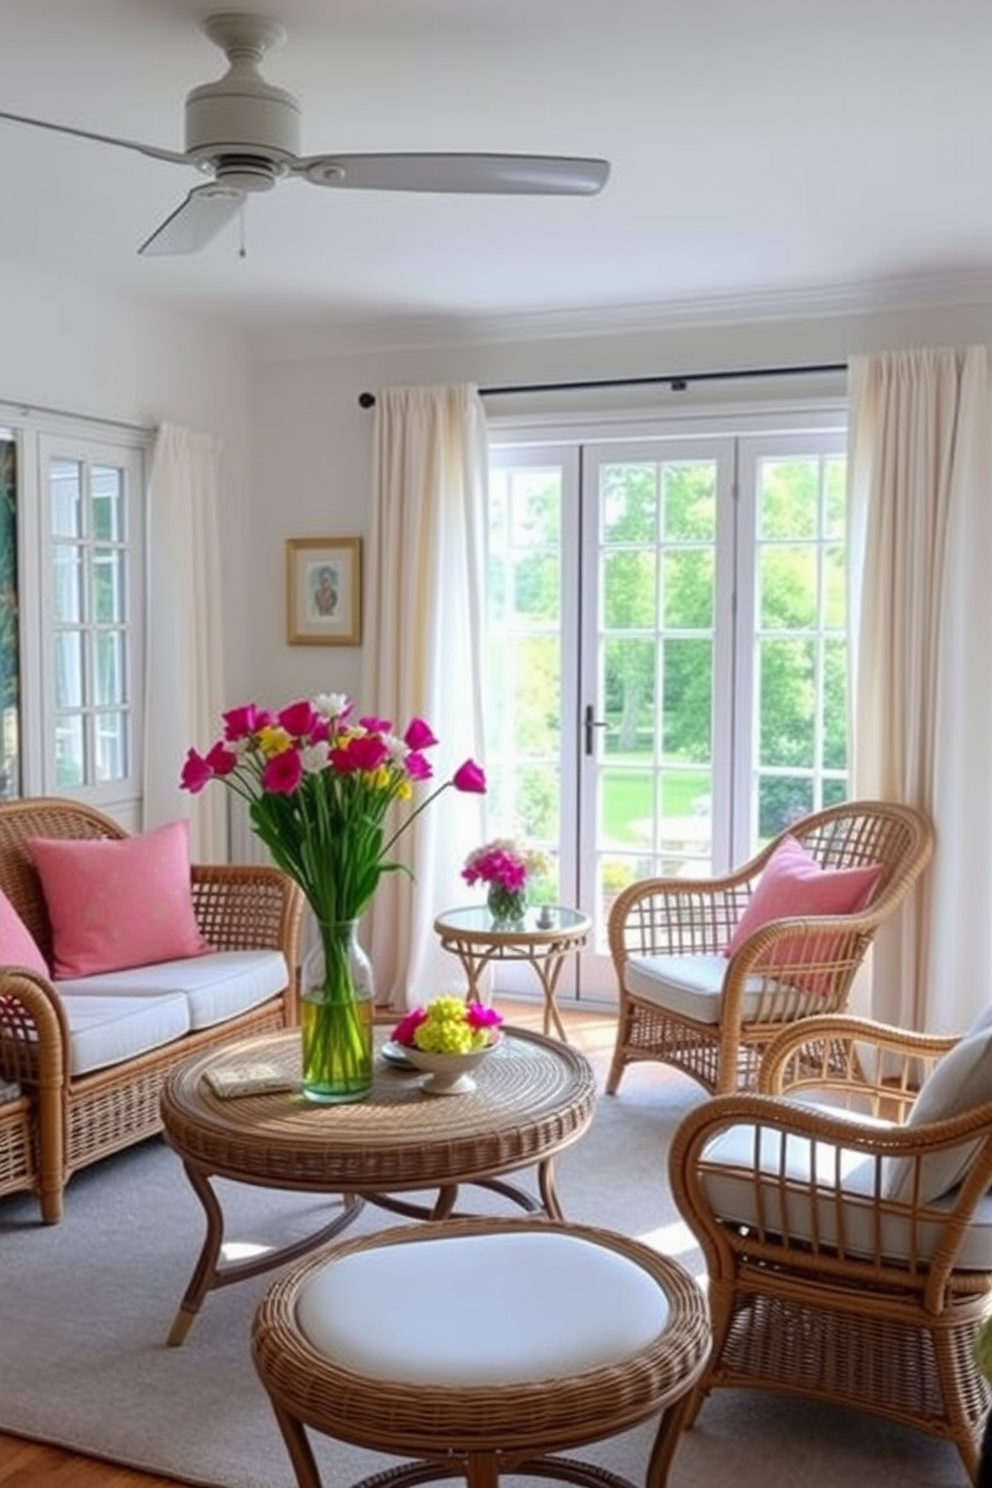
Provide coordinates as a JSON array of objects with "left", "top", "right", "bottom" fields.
[
  {"left": 664, "top": 1014, "right": 992, "bottom": 1482},
  {"left": 0, "top": 797, "right": 303, "bottom": 1222},
  {"left": 606, "top": 799, "right": 934, "bottom": 1097}
]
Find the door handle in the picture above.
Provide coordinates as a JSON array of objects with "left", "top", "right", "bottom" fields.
[{"left": 583, "top": 704, "right": 607, "bottom": 756}]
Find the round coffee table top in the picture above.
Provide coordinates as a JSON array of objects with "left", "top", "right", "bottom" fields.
[{"left": 160, "top": 1023, "right": 597, "bottom": 1195}]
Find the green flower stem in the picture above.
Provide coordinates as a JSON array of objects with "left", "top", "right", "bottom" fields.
[
  {"left": 487, "top": 883, "right": 528, "bottom": 925},
  {"left": 301, "top": 920, "right": 373, "bottom": 1102}
]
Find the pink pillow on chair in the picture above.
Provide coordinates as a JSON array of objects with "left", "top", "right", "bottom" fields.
[
  {"left": 27, "top": 819, "right": 210, "bottom": 978},
  {"left": 0, "top": 887, "right": 49, "bottom": 976},
  {"left": 724, "top": 833, "right": 882, "bottom": 976}
]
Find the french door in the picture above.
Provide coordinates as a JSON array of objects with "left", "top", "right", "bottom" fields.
[{"left": 486, "top": 414, "right": 848, "bottom": 1003}]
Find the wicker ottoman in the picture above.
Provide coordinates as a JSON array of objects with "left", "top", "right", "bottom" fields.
[{"left": 251, "top": 1216, "right": 711, "bottom": 1488}]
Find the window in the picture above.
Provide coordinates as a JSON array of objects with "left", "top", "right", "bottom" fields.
[
  {"left": 487, "top": 408, "right": 847, "bottom": 1000},
  {"left": 0, "top": 413, "right": 146, "bottom": 812}
]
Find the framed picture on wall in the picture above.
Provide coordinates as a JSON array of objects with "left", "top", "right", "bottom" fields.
[{"left": 286, "top": 536, "right": 362, "bottom": 646}]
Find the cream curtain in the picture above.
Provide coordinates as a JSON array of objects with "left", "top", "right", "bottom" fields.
[
  {"left": 364, "top": 385, "right": 489, "bottom": 1011},
  {"left": 144, "top": 423, "right": 227, "bottom": 863},
  {"left": 848, "top": 346, "right": 992, "bottom": 1032}
]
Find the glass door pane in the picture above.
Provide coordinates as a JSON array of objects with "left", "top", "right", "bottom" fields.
[
  {"left": 483, "top": 445, "right": 579, "bottom": 996},
  {"left": 735, "top": 433, "right": 849, "bottom": 851},
  {"left": 577, "top": 439, "right": 736, "bottom": 996}
]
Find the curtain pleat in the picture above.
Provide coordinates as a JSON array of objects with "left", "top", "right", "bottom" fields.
[
  {"left": 849, "top": 346, "right": 992, "bottom": 1031},
  {"left": 363, "top": 386, "right": 488, "bottom": 1010},
  {"left": 144, "top": 423, "right": 227, "bottom": 863}
]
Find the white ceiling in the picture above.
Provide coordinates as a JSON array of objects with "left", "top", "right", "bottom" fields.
[{"left": 2, "top": 0, "right": 992, "bottom": 352}]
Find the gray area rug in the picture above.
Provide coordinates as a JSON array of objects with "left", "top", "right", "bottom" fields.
[{"left": 0, "top": 1049, "right": 968, "bottom": 1488}]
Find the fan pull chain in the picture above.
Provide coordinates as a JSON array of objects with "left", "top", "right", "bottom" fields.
[{"left": 238, "top": 204, "right": 247, "bottom": 260}]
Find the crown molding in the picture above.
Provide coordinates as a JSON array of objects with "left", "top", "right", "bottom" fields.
[{"left": 251, "top": 269, "right": 992, "bottom": 362}]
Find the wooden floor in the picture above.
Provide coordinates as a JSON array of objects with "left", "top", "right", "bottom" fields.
[{"left": 0, "top": 997, "right": 617, "bottom": 1487}]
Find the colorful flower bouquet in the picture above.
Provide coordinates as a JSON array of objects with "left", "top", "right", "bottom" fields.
[
  {"left": 181, "top": 693, "right": 486, "bottom": 1102},
  {"left": 391, "top": 996, "right": 504, "bottom": 1095},
  {"left": 391, "top": 995, "right": 503, "bottom": 1054},
  {"left": 462, "top": 837, "right": 550, "bottom": 924}
]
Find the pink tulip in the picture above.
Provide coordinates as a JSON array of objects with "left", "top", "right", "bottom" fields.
[
  {"left": 205, "top": 741, "right": 238, "bottom": 776},
  {"left": 405, "top": 751, "right": 434, "bottom": 782},
  {"left": 262, "top": 749, "right": 304, "bottom": 794},
  {"left": 278, "top": 700, "right": 318, "bottom": 739},
  {"left": 179, "top": 748, "right": 212, "bottom": 793},
  {"left": 404, "top": 717, "right": 439, "bottom": 751},
  {"left": 453, "top": 759, "right": 486, "bottom": 794},
  {"left": 223, "top": 703, "right": 271, "bottom": 740},
  {"left": 347, "top": 733, "right": 391, "bottom": 772}
]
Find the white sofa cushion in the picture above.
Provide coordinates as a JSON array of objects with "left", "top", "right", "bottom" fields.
[
  {"left": 60, "top": 992, "right": 190, "bottom": 1077},
  {"left": 700, "top": 1117, "right": 992, "bottom": 1271},
  {"left": 56, "top": 950, "right": 289, "bottom": 1031},
  {"left": 625, "top": 952, "right": 791, "bottom": 1023},
  {"left": 297, "top": 1230, "right": 670, "bottom": 1385}
]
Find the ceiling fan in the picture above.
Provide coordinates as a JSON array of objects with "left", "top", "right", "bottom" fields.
[{"left": 0, "top": 11, "right": 611, "bottom": 258}]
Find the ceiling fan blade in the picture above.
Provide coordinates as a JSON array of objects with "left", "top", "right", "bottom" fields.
[
  {"left": 0, "top": 108, "right": 194, "bottom": 168},
  {"left": 293, "top": 152, "right": 610, "bottom": 196},
  {"left": 138, "top": 183, "right": 245, "bottom": 257}
]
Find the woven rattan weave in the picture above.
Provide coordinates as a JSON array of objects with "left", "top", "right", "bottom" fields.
[
  {"left": 252, "top": 1216, "right": 711, "bottom": 1488},
  {"left": 607, "top": 798, "right": 934, "bottom": 1097},
  {"left": 0, "top": 796, "right": 303, "bottom": 1223},
  {"left": 161, "top": 1024, "right": 598, "bottom": 1344},
  {"left": 669, "top": 1014, "right": 992, "bottom": 1482}
]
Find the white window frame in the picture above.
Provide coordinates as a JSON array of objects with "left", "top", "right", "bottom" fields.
[
  {"left": 486, "top": 398, "right": 848, "bottom": 1000},
  {"left": 8, "top": 409, "right": 149, "bottom": 822}
]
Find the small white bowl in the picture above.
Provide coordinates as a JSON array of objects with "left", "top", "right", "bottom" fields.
[{"left": 400, "top": 1032, "right": 502, "bottom": 1095}]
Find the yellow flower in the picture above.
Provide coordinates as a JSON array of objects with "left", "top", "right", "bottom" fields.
[{"left": 258, "top": 725, "right": 293, "bottom": 757}]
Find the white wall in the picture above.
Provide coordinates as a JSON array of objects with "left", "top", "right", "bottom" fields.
[
  {"left": 4, "top": 252, "right": 990, "bottom": 722},
  {"left": 244, "top": 294, "right": 992, "bottom": 710},
  {"left": 0, "top": 258, "right": 252, "bottom": 696}
]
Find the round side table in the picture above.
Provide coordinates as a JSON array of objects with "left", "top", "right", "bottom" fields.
[{"left": 434, "top": 904, "right": 591, "bottom": 1040}]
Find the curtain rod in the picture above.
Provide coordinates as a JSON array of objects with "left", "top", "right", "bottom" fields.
[
  {"left": 356, "top": 360, "right": 847, "bottom": 408},
  {"left": 0, "top": 397, "right": 149, "bottom": 436}
]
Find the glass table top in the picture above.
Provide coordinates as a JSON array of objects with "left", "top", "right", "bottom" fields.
[{"left": 434, "top": 904, "right": 590, "bottom": 936}]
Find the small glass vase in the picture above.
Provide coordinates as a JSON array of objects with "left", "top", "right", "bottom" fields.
[
  {"left": 300, "top": 918, "right": 374, "bottom": 1104},
  {"left": 486, "top": 882, "right": 528, "bottom": 927}
]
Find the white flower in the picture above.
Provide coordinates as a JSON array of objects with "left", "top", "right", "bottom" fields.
[
  {"left": 300, "top": 740, "right": 330, "bottom": 773},
  {"left": 312, "top": 692, "right": 350, "bottom": 721}
]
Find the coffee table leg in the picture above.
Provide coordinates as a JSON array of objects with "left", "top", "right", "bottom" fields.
[
  {"left": 537, "top": 1155, "right": 564, "bottom": 1220},
  {"left": 167, "top": 1160, "right": 364, "bottom": 1346},
  {"left": 168, "top": 1160, "right": 224, "bottom": 1345}
]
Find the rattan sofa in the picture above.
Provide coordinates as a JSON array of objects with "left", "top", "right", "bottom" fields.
[{"left": 0, "top": 797, "right": 303, "bottom": 1224}]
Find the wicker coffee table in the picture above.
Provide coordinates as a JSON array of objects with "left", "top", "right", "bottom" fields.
[{"left": 160, "top": 1023, "right": 597, "bottom": 1344}]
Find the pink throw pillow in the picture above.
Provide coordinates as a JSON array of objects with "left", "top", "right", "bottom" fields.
[
  {"left": 27, "top": 819, "right": 211, "bottom": 978},
  {"left": 0, "top": 887, "right": 49, "bottom": 976},
  {"left": 723, "top": 834, "right": 882, "bottom": 980}
]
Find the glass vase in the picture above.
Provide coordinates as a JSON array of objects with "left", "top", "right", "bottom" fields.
[
  {"left": 300, "top": 918, "right": 374, "bottom": 1104},
  {"left": 486, "top": 882, "right": 528, "bottom": 927}
]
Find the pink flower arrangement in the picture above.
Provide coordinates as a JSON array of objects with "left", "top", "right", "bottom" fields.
[
  {"left": 392, "top": 996, "right": 503, "bottom": 1055},
  {"left": 462, "top": 838, "right": 549, "bottom": 893}
]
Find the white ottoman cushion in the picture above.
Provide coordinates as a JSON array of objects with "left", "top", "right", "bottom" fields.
[{"left": 297, "top": 1230, "right": 669, "bottom": 1385}]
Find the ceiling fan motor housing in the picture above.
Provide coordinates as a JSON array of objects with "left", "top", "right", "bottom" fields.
[{"left": 184, "top": 53, "right": 301, "bottom": 189}]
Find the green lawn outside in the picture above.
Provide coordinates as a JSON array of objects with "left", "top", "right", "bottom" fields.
[{"left": 601, "top": 763, "right": 710, "bottom": 844}]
